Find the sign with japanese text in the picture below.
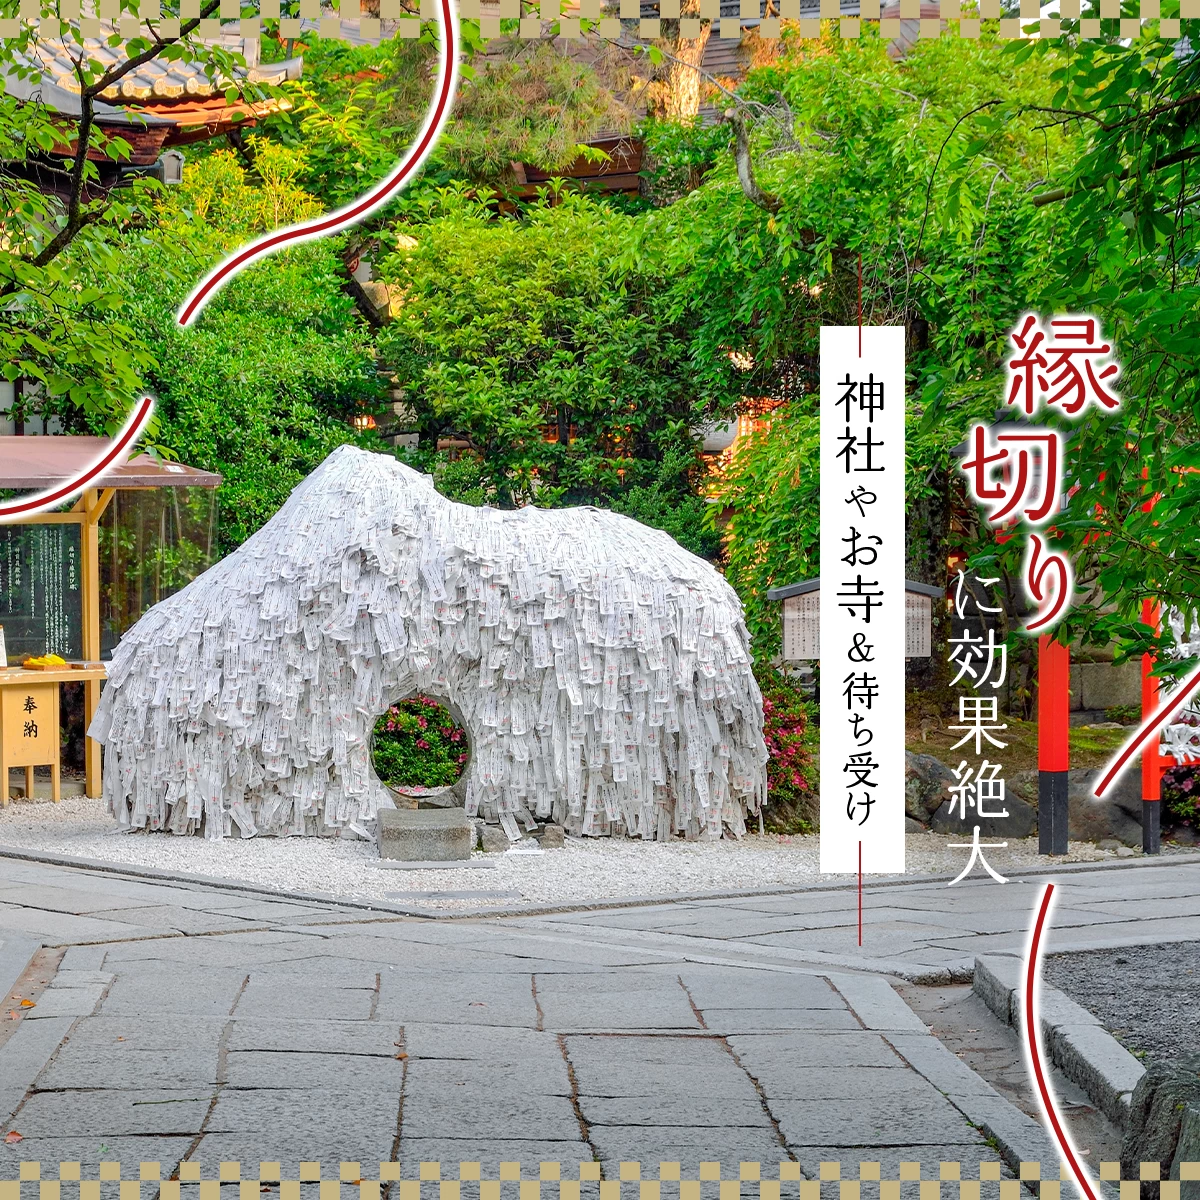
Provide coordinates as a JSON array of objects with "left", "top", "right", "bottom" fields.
[
  {"left": 1, "top": 680, "right": 57, "bottom": 768},
  {"left": 779, "top": 585, "right": 934, "bottom": 662},
  {"left": 819, "top": 326, "right": 906, "bottom": 875},
  {"left": 945, "top": 571, "right": 1011, "bottom": 884},
  {"left": 0, "top": 524, "right": 83, "bottom": 662},
  {"left": 905, "top": 593, "right": 932, "bottom": 659},
  {"left": 782, "top": 593, "right": 820, "bottom": 661}
]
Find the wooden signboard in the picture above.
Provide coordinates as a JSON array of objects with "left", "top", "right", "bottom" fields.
[
  {"left": 782, "top": 593, "right": 819, "bottom": 661},
  {"left": 905, "top": 592, "right": 932, "bottom": 658},
  {"left": 0, "top": 523, "right": 83, "bottom": 663},
  {"left": 775, "top": 580, "right": 937, "bottom": 662},
  {"left": 0, "top": 679, "right": 60, "bottom": 803}
]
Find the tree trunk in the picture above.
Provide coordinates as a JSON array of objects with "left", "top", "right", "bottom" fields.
[{"left": 645, "top": 0, "right": 712, "bottom": 121}]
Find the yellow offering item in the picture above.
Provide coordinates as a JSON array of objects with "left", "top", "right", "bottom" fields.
[{"left": 22, "top": 654, "right": 67, "bottom": 668}]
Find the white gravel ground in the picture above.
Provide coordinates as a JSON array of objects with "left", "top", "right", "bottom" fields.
[{"left": 1, "top": 794, "right": 1188, "bottom": 912}]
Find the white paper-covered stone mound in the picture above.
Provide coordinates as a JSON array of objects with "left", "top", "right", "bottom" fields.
[
  {"left": 90, "top": 446, "right": 768, "bottom": 841},
  {"left": 1160, "top": 607, "right": 1200, "bottom": 763}
]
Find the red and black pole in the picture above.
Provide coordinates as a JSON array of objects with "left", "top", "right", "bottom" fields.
[
  {"left": 1141, "top": 598, "right": 1162, "bottom": 855},
  {"left": 1038, "top": 634, "right": 1071, "bottom": 855}
]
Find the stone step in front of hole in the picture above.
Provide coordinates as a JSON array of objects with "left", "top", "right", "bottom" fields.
[{"left": 377, "top": 806, "right": 474, "bottom": 862}]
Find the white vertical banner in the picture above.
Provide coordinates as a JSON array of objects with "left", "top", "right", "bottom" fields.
[{"left": 819, "top": 326, "right": 906, "bottom": 875}]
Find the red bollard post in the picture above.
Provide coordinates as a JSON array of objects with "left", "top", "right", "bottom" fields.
[{"left": 1038, "top": 634, "right": 1071, "bottom": 855}]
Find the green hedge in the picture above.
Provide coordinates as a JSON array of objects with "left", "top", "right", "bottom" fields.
[
  {"left": 372, "top": 697, "right": 468, "bottom": 789},
  {"left": 757, "top": 665, "right": 819, "bottom": 835}
]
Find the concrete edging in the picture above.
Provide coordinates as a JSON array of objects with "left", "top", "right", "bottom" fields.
[
  {"left": 1, "top": 841, "right": 1199, "bottom": 924},
  {"left": 829, "top": 971, "right": 1070, "bottom": 1188},
  {"left": 973, "top": 953, "right": 1146, "bottom": 1129}
]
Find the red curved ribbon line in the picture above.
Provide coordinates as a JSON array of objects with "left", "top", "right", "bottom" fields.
[
  {"left": 176, "top": 0, "right": 456, "bottom": 327},
  {"left": 1025, "top": 883, "right": 1097, "bottom": 1200},
  {"left": 0, "top": 396, "right": 155, "bottom": 520},
  {"left": 1093, "top": 665, "right": 1200, "bottom": 798}
]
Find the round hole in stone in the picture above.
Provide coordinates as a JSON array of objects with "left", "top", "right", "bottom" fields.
[{"left": 371, "top": 695, "right": 471, "bottom": 795}]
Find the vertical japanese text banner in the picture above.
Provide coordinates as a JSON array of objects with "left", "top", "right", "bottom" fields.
[{"left": 820, "top": 326, "right": 906, "bottom": 875}]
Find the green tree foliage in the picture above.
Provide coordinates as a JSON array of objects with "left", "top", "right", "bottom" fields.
[
  {"left": 633, "top": 26, "right": 1079, "bottom": 660},
  {"left": 373, "top": 188, "right": 737, "bottom": 556},
  {"left": 0, "top": 5, "right": 252, "bottom": 431},
  {"left": 706, "top": 399, "right": 818, "bottom": 653},
  {"left": 950, "top": 33, "right": 1200, "bottom": 673},
  {"left": 637, "top": 28, "right": 1068, "bottom": 382},
  {"left": 263, "top": 33, "right": 628, "bottom": 208},
  {"left": 112, "top": 149, "right": 382, "bottom": 555}
]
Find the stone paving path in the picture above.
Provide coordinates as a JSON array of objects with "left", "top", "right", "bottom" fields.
[{"left": 0, "top": 852, "right": 1196, "bottom": 1188}]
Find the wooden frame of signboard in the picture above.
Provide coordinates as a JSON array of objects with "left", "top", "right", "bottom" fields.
[{"left": 14, "top": 488, "right": 115, "bottom": 797}]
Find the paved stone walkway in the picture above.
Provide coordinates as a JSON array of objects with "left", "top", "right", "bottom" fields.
[{"left": 0, "top": 852, "right": 1196, "bottom": 1187}]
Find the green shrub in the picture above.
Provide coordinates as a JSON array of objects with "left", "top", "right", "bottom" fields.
[
  {"left": 376, "top": 189, "right": 737, "bottom": 523},
  {"left": 372, "top": 696, "right": 468, "bottom": 788},
  {"left": 1161, "top": 761, "right": 1200, "bottom": 830},
  {"left": 1104, "top": 704, "right": 1141, "bottom": 726},
  {"left": 757, "top": 665, "right": 818, "bottom": 835}
]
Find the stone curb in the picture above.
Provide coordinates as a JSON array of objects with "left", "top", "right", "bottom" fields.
[
  {"left": 2, "top": 841, "right": 1199, "bottom": 925},
  {"left": 0, "top": 933, "right": 41, "bottom": 1007},
  {"left": 973, "top": 954, "right": 1146, "bottom": 1128},
  {"left": 826, "top": 973, "right": 1070, "bottom": 1190}
]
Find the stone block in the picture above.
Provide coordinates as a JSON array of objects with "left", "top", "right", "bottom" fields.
[
  {"left": 825, "top": 973, "right": 928, "bottom": 1033},
  {"left": 537, "top": 823, "right": 566, "bottom": 848},
  {"left": 1079, "top": 659, "right": 1142, "bottom": 711},
  {"left": 0, "top": 933, "right": 41, "bottom": 1007},
  {"left": 972, "top": 954, "right": 1022, "bottom": 1026},
  {"left": 415, "top": 787, "right": 459, "bottom": 809},
  {"left": 25, "top": 983, "right": 106, "bottom": 1018},
  {"left": 931, "top": 792, "right": 1035, "bottom": 838},
  {"left": 377, "top": 806, "right": 473, "bottom": 861},
  {"left": 1172, "top": 1104, "right": 1200, "bottom": 1198},
  {"left": 1049, "top": 1022, "right": 1145, "bottom": 1127},
  {"left": 1068, "top": 767, "right": 1143, "bottom": 846},
  {"left": 386, "top": 785, "right": 418, "bottom": 810},
  {"left": 479, "top": 822, "right": 511, "bottom": 853}
]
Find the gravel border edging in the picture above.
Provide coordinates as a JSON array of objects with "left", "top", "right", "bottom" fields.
[
  {"left": 3, "top": 841, "right": 1200, "bottom": 923},
  {"left": 973, "top": 953, "right": 1146, "bottom": 1128}
]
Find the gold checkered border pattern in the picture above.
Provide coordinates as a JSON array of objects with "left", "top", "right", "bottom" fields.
[
  {"left": 1, "top": 1162, "right": 1199, "bottom": 1198},
  {"left": 3, "top": 1, "right": 1197, "bottom": 41}
]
